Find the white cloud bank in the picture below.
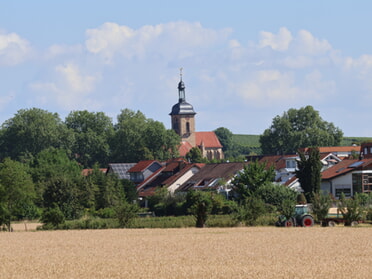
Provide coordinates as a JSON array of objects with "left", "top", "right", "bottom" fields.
[{"left": 4, "top": 23, "right": 372, "bottom": 135}]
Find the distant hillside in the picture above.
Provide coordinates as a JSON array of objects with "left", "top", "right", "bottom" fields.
[
  {"left": 232, "top": 134, "right": 260, "bottom": 146},
  {"left": 232, "top": 134, "right": 372, "bottom": 155}
]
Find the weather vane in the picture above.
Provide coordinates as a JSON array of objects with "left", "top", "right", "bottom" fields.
[{"left": 180, "top": 67, "right": 183, "bottom": 80}]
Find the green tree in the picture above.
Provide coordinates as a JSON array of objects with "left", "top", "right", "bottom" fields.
[
  {"left": 0, "top": 108, "right": 74, "bottom": 160},
  {"left": 30, "top": 148, "right": 82, "bottom": 208},
  {"left": 256, "top": 183, "right": 297, "bottom": 208},
  {"left": 186, "top": 191, "right": 212, "bottom": 228},
  {"left": 296, "top": 148, "right": 322, "bottom": 201},
  {"left": 214, "top": 127, "right": 234, "bottom": 152},
  {"left": 260, "top": 106, "right": 343, "bottom": 154},
  {"left": 65, "top": 110, "right": 114, "bottom": 168},
  {"left": 115, "top": 202, "right": 139, "bottom": 228},
  {"left": 233, "top": 195, "right": 266, "bottom": 226},
  {"left": 110, "top": 109, "right": 179, "bottom": 162},
  {"left": 232, "top": 160, "right": 275, "bottom": 201},
  {"left": 311, "top": 192, "right": 332, "bottom": 225},
  {"left": 338, "top": 193, "right": 365, "bottom": 226},
  {"left": 186, "top": 147, "right": 205, "bottom": 163},
  {"left": 40, "top": 207, "right": 65, "bottom": 228},
  {"left": 0, "top": 158, "right": 35, "bottom": 231}
]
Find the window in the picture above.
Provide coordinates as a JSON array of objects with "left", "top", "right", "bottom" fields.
[
  {"left": 286, "top": 159, "right": 296, "bottom": 169},
  {"left": 335, "top": 188, "right": 351, "bottom": 198}
]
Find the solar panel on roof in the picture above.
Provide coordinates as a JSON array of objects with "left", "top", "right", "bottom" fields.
[{"left": 348, "top": 161, "right": 364, "bottom": 168}]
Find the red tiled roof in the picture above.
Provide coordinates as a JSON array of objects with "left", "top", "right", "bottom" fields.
[
  {"left": 257, "top": 154, "right": 297, "bottom": 170},
  {"left": 196, "top": 132, "right": 222, "bottom": 148},
  {"left": 179, "top": 141, "right": 193, "bottom": 156},
  {"left": 128, "top": 160, "right": 161, "bottom": 172},
  {"left": 321, "top": 158, "right": 372, "bottom": 180},
  {"left": 300, "top": 146, "right": 360, "bottom": 154}
]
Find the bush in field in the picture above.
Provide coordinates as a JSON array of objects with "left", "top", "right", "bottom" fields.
[
  {"left": 277, "top": 199, "right": 296, "bottom": 220},
  {"left": 186, "top": 191, "right": 212, "bottom": 228},
  {"left": 311, "top": 192, "right": 332, "bottom": 225},
  {"left": 115, "top": 202, "right": 139, "bottom": 228},
  {"left": 338, "top": 193, "right": 365, "bottom": 226},
  {"left": 256, "top": 183, "right": 297, "bottom": 209},
  {"left": 41, "top": 207, "right": 65, "bottom": 228},
  {"left": 148, "top": 188, "right": 188, "bottom": 216},
  {"left": 233, "top": 195, "right": 266, "bottom": 226}
]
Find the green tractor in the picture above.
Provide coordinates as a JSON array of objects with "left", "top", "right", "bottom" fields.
[{"left": 276, "top": 205, "right": 314, "bottom": 227}]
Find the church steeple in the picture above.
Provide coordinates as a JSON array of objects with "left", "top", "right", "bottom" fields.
[
  {"left": 170, "top": 68, "right": 196, "bottom": 146},
  {"left": 178, "top": 68, "right": 186, "bottom": 103}
]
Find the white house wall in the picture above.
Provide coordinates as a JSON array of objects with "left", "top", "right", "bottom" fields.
[
  {"left": 321, "top": 173, "right": 353, "bottom": 197},
  {"left": 167, "top": 167, "right": 200, "bottom": 194}
]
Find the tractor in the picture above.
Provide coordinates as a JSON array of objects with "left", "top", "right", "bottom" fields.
[{"left": 276, "top": 204, "right": 314, "bottom": 227}]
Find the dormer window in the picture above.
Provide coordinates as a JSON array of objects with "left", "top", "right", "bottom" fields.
[{"left": 286, "top": 159, "right": 296, "bottom": 169}]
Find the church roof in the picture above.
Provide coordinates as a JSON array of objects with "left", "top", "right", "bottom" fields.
[
  {"left": 196, "top": 132, "right": 223, "bottom": 148},
  {"left": 179, "top": 141, "right": 193, "bottom": 156},
  {"left": 169, "top": 101, "right": 196, "bottom": 115}
]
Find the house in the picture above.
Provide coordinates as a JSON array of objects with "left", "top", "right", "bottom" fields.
[
  {"left": 249, "top": 152, "right": 341, "bottom": 187},
  {"left": 299, "top": 146, "right": 360, "bottom": 160},
  {"left": 321, "top": 142, "right": 372, "bottom": 197},
  {"left": 170, "top": 70, "right": 224, "bottom": 160},
  {"left": 106, "top": 163, "right": 136, "bottom": 180},
  {"left": 321, "top": 158, "right": 372, "bottom": 197},
  {"left": 177, "top": 162, "right": 248, "bottom": 197},
  {"left": 127, "top": 160, "right": 165, "bottom": 191}
]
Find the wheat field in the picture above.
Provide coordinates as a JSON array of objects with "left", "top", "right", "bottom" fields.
[{"left": 0, "top": 227, "right": 371, "bottom": 279}]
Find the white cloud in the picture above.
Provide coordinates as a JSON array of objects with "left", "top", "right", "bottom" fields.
[
  {"left": 29, "top": 63, "right": 100, "bottom": 110},
  {"left": 293, "top": 30, "right": 332, "bottom": 55},
  {"left": 84, "top": 21, "right": 232, "bottom": 63},
  {"left": 55, "top": 63, "right": 98, "bottom": 93},
  {"left": 0, "top": 31, "right": 31, "bottom": 65},
  {"left": 236, "top": 70, "right": 299, "bottom": 106},
  {"left": 6, "top": 22, "right": 372, "bottom": 136},
  {"left": 259, "top": 27, "right": 293, "bottom": 51}
]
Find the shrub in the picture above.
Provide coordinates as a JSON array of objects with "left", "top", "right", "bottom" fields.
[
  {"left": 186, "top": 191, "right": 212, "bottom": 228},
  {"left": 233, "top": 195, "right": 266, "bottom": 226},
  {"left": 115, "top": 202, "right": 139, "bottom": 228},
  {"left": 256, "top": 183, "right": 297, "bottom": 208},
  {"left": 311, "top": 192, "right": 332, "bottom": 225},
  {"left": 40, "top": 207, "right": 65, "bottom": 228},
  {"left": 338, "top": 193, "right": 365, "bottom": 226}
]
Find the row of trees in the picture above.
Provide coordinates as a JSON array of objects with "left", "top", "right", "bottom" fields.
[
  {"left": 0, "top": 105, "right": 345, "bottom": 169},
  {"left": 213, "top": 106, "right": 344, "bottom": 159},
  {"left": 0, "top": 108, "right": 180, "bottom": 168},
  {"left": 0, "top": 148, "right": 138, "bottom": 231}
]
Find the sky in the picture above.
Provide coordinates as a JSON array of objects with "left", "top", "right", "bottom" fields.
[{"left": 1, "top": 1, "right": 372, "bottom": 136}]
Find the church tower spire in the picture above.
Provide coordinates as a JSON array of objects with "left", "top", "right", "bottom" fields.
[
  {"left": 170, "top": 68, "right": 196, "bottom": 146},
  {"left": 178, "top": 67, "right": 186, "bottom": 102}
]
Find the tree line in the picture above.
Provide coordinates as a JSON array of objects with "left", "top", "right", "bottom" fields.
[{"left": 0, "top": 108, "right": 180, "bottom": 168}]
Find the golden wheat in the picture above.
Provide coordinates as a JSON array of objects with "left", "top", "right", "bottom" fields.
[{"left": 0, "top": 227, "right": 371, "bottom": 278}]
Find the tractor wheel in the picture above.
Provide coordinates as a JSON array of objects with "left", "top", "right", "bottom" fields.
[
  {"left": 351, "top": 221, "right": 359, "bottom": 226},
  {"left": 328, "top": 220, "right": 336, "bottom": 227},
  {"left": 301, "top": 215, "right": 314, "bottom": 227},
  {"left": 284, "top": 218, "right": 296, "bottom": 227}
]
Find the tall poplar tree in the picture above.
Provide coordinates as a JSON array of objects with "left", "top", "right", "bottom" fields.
[{"left": 296, "top": 148, "right": 322, "bottom": 201}]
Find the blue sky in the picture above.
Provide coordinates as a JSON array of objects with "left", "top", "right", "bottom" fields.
[{"left": 1, "top": 1, "right": 372, "bottom": 136}]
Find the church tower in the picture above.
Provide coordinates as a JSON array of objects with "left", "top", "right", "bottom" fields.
[{"left": 170, "top": 69, "right": 196, "bottom": 147}]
